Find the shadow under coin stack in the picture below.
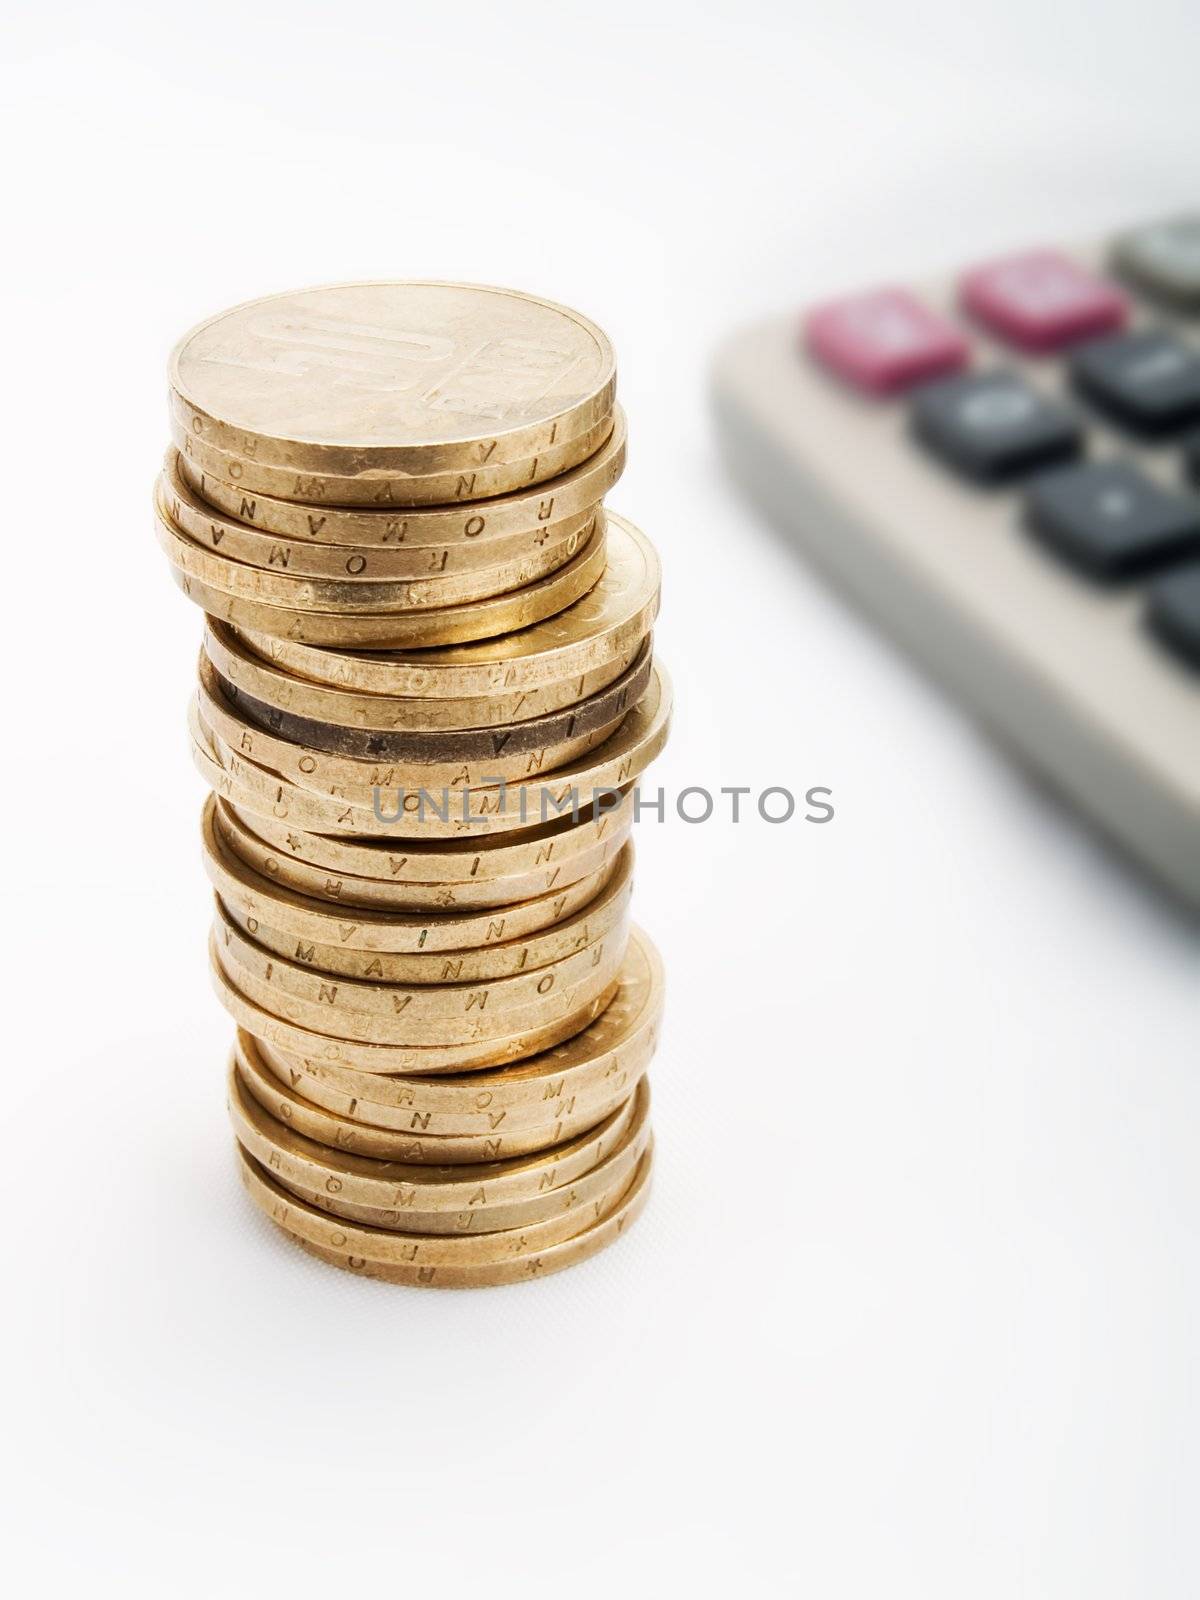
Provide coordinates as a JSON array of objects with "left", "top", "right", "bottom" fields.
[{"left": 154, "top": 283, "right": 669, "bottom": 1288}]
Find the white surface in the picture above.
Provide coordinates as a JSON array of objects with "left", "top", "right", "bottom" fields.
[{"left": 3, "top": 4, "right": 1199, "bottom": 1596}]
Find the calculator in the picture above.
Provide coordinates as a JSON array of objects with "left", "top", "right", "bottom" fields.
[{"left": 713, "top": 217, "right": 1200, "bottom": 910}]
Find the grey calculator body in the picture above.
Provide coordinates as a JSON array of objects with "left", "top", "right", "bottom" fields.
[{"left": 713, "top": 226, "right": 1200, "bottom": 909}]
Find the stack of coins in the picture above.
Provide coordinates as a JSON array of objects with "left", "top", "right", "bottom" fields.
[{"left": 154, "top": 283, "right": 668, "bottom": 1287}]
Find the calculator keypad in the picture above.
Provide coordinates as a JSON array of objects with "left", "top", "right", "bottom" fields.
[
  {"left": 1070, "top": 330, "right": 1200, "bottom": 436},
  {"left": 911, "top": 371, "right": 1081, "bottom": 483},
  {"left": 1025, "top": 461, "right": 1200, "bottom": 581},
  {"left": 959, "top": 250, "right": 1128, "bottom": 352},
  {"left": 797, "top": 222, "right": 1200, "bottom": 675}
]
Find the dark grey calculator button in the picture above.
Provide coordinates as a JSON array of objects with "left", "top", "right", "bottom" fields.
[
  {"left": 1114, "top": 215, "right": 1200, "bottom": 309},
  {"left": 1025, "top": 461, "right": 1200, "bottom": 580},
  {"left": 1147, "top": 563, "right": 1200, "bottom": 668},
  {"left": 911, "top": 370, "right": 1082, "bottom": 483},
  {"left": 1071, "top": 330, "right": 1200, "bottom": 435}
]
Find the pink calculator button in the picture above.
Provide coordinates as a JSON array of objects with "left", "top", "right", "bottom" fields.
[
  {"left": 960, "top": 251, "right": 1127, "bottom": 352},
  {"left": 804, "top": 288, "right": 969, "bottom": 394}
]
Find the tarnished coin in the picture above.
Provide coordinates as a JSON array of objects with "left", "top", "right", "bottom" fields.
[
  {"left": 169, "top": 281, "right": 616, "bottom": 483},
  {"left": 210, "top": 637, "right": 652, "bottom": 763},
  {"left": 235, "top": 1029, "right": 641, "bottom": 1163},
  {"left": 174, "top": 407, "right": 626, "bottom": 549},
  {"left": 194, "top": 661, "right": 671, "bottom": 838},
  {"left": 204, "top": 618, "right": 640, "bottom": 734},
  {"left": 238, "top": 1140, "right": 651, "bottom": 1283},
  {"left": 161, "top": 506, "right": 608, "bottom": 647},
  {"left": 234, "top": 512, "right": 659, "bottom": 696},
  {"left": 196, "top": 652, "right": 624, "bottom": 789}
]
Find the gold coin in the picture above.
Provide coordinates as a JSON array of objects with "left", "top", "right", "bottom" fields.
[
  {"left": 157, "top": 485, "right": 590, "bottom": 613},
  {"left": 214, "top": 802, "right": 629, "bottom": 913},
  {"left": 270, "top": 1050, "right": 646, "bottom": 1140},
  {"left": 194, "top": 661, "right": 671, "bottom": 837},
  {"left": 189, "top": 712, "right": 419, "bottom": 839},
  {"left": 260, "top": 1112, "right": 646, "bottom": 1233},
  {"left": 290, "top": 1176, "right": 650, "bottom": 1281},
  {"left": 210, "top": 636, "right": 653, "bottom": 763},
  {"left": 216, "top": 817, "right": 625, "bottom": 915},
  {"left": 214, "top": 894, "right": 628, "bottom": 1026},
  {"left": 195, "top": 653, "right": 622, "bottom": 791},
  {"left": 200, "top": 794, "right": 633, "bottom": 959},
  {"left": 228, "top": 1063, "right": 649, "bottom": 1219},
  {"left": 235, "top": 1029, "right": 641, "bottom": 1162},
  {"left": 169, "top": 281, "right": 616, "bottom": 479},
  {"left": 240, "top": 1120, "right": 652, "bottom": 1241},
  {"left": 223, "top": 785, "right": 633, "bottom": 884},
  {"left": 238, "top": 878, "right": 631, "bottom": 983},
  {"left": 260, "top": 1031, "right": 654, "bottom": 1148},
  {"left": 270, "top": 1168, "right": 619, "bottom": 1234},
  {"left": 161, "top": 453, "right": 596, "bottom": 587},
  {"left": 212, "top": 943, "right": 619, "bottom": 1075},
  {"left": 255, "top": 924, "right": 663, "bottom": 1128},
  {"left": 161, "top": 507, "right": 608, "bottom": 647},
  {"left": 190, "top": 697, "right": 640, "bottom": 844},
  {"left": 194, "top": 693, "right": 624, "bottom": 840},
  {"left": 213, "top": 919, "right": 627, "bottom": 1051},
  {"left": 174, "top": 407, "right": 626, "bottom": 550},
  {"left": 235, "top": 511, "right": 659, "bottom": 696},
  {"left": 204, "top": 618, "right": 639, "bottom": 734},
  {"left": 197, "top": 699, "right": 624, "bottom": 844},
  {"left": 169, "top": 408, "right": 614, "bottom": 508},
  {"left": 244, "top": 1144, "right": 653, "bottom": 1286}
]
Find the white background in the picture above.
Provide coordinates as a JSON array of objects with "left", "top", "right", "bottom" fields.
[{"left": 3, "top": 3, "right": 1199, "bottom": 1595}]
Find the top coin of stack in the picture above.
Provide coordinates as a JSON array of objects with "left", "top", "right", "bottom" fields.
[{"left": 156, "top": 282, "right": 623, "bottom": 647}]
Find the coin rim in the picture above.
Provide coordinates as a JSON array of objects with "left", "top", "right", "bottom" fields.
[{"left": 169, "top": 280, "right": 617, "bottom": 471}]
